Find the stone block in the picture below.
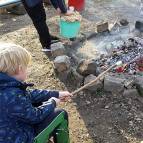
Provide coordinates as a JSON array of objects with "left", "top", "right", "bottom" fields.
[
  {"left": 135, "top": 21, "right": 143, "bottom": 32},
  {"left": 51, "top": 42, "right": 65, "bottom": 58},
  {"left": 54, "top": 55, "right": 71, "bottom": 73},
  {"left": 84, "top": 74, "right": 103, "bottom": 92},
  {"left": 104, "top": 75, "right": 126, "bottom": 94},
  {"left": 77, "top": 59, "right": 97, "bottom": 76},
  {"left": 123, "top": 89, "right": 139, "bottom": 97},
  {"left": 120, "top": 19, "right": 129, "bottom": 26}
]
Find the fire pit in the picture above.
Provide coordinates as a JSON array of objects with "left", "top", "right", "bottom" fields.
[
  {"left": 95, "top": 37, "right": 143, "bottom": 74},
  {"left": 53, "top": 18, "right": 143, "bottom": 95}
]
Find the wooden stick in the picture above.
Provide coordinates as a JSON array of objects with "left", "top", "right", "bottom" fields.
[{"left": 72, "top": 64, "right": 116, "bottom": 95}]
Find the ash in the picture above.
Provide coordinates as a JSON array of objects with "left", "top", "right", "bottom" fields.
[{"left": 96, "top": 37, "right": 143, "bottom": 74}]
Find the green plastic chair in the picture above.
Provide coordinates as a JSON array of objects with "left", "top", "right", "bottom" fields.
[{"left": 34, "top": 112, "right": 70, "bottom": 143}]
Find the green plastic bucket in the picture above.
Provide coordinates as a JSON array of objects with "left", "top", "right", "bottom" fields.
[{"left": 60, "top": 19, "right": 80, "bottom": 38}]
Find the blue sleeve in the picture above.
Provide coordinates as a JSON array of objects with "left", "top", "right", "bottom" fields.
[
  {"left": 50, "top": 0, "right": 67, "bottom": 13},
  {"left": 28, "top": 89, "right": 59, "bottom": 103},
  {"left": 8, "top": 95, "right": 56, "bottom": 124}
]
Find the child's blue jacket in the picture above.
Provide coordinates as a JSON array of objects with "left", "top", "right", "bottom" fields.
[{"left": 0, "top": 72, "right": 59, "bottom": 143}]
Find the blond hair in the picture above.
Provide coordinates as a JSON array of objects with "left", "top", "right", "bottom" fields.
[{"left": 0, "top": 42, "right": 31, "bottom": 75}]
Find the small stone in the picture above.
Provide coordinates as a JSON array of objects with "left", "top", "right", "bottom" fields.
[
  {"left": 120, "top": 19, "right": 129, "bottom": 26},
  {"left": 84, "top": 74, "right": 103, "bottom": 92},
  {"left": 135, "top": 21, "right": 143, "bottom": 32},
  {"left": 85, "top": 101, "right": 91, "bottom": 105},
  {"left": 54, "top": 55, "right": 70, "bottom": 73},
  {"left": 51, "top": 42, "right": 65, "bottom": 58},
  {"left": 12, "top": 18, "right": 16, "bottom": 22},
  {"left": 86, "top": 133, "right": 90, "bottom": 138},
  {"left": 129, "top": 121, "right": 133, "bottom": 126},
  {"left": 136, "top": 118, "right": 142, "bottom": 122},
  {"left": 96, "top": 21, "right": 109, "bottom": 33},
  {"left": 105, "top": 105, "right": 109, "bottom": 109},
  {"left": 77, "top": 60, "right": 97, "bottom": 76},
  {"left": 104, "top": 75, "right": 126, "bottom": 94}
]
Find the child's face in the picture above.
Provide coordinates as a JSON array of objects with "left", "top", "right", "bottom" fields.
[
  {"left": 13, "top": 66, "right": 28, "bottom": 81},
  {"left": 18, "top": 67, "right": 28, "bottom": 81}
]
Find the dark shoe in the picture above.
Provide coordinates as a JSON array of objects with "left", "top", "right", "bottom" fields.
[
  {"left": 42, "top": 47, "right": 52, "bottom": 58},
  {"left": 42, "top": 48, "right": 51, "bottom": 52},
  {"left": 50, "top": 35, "right": 60, "bottom": 41}
]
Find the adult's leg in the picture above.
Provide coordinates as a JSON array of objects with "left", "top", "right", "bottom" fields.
[{"left": 22, "top": 0, "right": 51, "bottom": 48}]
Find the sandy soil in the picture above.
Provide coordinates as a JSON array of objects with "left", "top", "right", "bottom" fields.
[{"left": 0, "top": 1, "right": 143, "bottom": 143}]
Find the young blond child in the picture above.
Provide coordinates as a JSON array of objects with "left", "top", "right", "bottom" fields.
[{"left": 0, "top": 43, "right": 72, "bottom": 143}]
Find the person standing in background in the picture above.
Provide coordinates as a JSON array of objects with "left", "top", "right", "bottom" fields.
[{"left": 22, "top": 0, "right": 72, "bottom": 52}]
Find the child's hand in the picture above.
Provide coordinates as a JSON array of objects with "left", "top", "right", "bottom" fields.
[{"left": 59, "top": 91, "right": 72, "bottom": 102}]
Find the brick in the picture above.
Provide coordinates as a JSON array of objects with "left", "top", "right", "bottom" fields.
[{"left": 96, "top": 21, "right": 109, "bottom": 33}]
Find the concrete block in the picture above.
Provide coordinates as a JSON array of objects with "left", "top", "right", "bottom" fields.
[{"left": 104, "top": 75, "right": 126, "bottom": 94}]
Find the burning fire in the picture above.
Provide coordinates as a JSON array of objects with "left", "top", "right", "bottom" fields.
[{"left": 97, "top": 38, "right": 143, "bottom": 74}]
